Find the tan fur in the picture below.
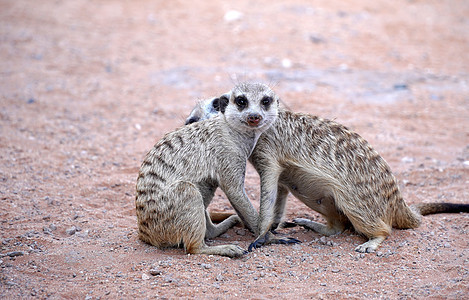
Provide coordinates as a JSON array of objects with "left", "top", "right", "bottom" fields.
[
  {"left": 187, "top": 99, "right": 469, "bottom": 253},
  {"left": 136, "top": 83, "right": 278, "bottom": 257},
  {"left": 251, "top": 110, "right": 409, "bottom": 252}
]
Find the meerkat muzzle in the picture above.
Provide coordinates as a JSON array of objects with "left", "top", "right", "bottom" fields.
[{"left": 247, "top": 113, "right": 262, "bottom": 126}]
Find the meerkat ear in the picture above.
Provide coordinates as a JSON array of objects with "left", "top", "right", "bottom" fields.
[{"left": 219, "top": 94, "right": 230, "bottom": 114}]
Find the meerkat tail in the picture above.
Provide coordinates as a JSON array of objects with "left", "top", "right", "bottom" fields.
[
  {"left": 413, "top": 203, "right": 469, "bottom": 216},
  {"left": 393, "top": 201, "right": 469, "bottom": 230}
]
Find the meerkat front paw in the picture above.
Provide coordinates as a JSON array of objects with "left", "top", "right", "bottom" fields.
[
  {"left": 223, "top": 245, "right": 248, "bottom": 257},
  {"left": 355, "top": 242, "right": 376, "bottom": 253},
  {"left": 355, "top": 236, "right": 385, "bottom": 253}
]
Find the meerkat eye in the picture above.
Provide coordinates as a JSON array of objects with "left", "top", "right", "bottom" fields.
[
  {"left": 185, "top": 116, "right": 199, "bottom": 125},
  {"left": 262, "top": 96, "right": 273, "bottom": 106},
  {"left": 212, "top": 98, "right": 220, "bottom": 112},
  {"left": 235, "top": 95, "right": 248, "bottom": 109}
]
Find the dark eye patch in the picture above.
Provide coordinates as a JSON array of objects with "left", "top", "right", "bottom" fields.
[
  {"left": 212, "top": 98, "right": 220, "bottom": 112},
  {"left": 235, "top": 95, "right": 248, "bottom": 110},
  {"left": 261, "top": 96, "right": 273, "bottom": 109}
]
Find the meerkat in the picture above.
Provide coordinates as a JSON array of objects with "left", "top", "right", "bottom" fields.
[
  {"left": 186, "top": 97, "right": 469, "bottom": 253},
  {"left": 136, "top": 83, "right": 279, "bottom": 257}
]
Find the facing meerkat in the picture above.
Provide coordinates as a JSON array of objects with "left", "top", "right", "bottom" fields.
[
  {"left": 136, "top": 83, "right": 279, "bottom": 257},
  {"left": 186, "top": 97, "right": 469, "bottom": 253}
]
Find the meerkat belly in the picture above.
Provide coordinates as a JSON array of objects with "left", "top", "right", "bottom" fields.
[{"left": 278, "top": 165, "right": 341, "bottom": 217}]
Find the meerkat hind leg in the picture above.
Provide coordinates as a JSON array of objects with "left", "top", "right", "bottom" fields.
[
  {"left": 293, "top": 218, "right": 343, "bottom": 236},
  {"left": 169, "top": 181, "right": 245, "bottom": 258},
  {"left": 205, "top": 211, "right": 241, "bottom": 239},
  {"left": 351, "top": 218, "right": 391, "bottom": 253}
]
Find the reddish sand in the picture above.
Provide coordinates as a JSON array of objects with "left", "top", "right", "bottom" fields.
[{"left": 1, "top": 0, "right": 468, "bottom": 298}]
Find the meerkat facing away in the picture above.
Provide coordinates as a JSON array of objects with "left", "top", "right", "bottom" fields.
[
  {"left": 186, "top": 98, "right": 469, "bottom": 253},
  {"left": 136, "top": 83, "right": 279, "bottom": 257}
]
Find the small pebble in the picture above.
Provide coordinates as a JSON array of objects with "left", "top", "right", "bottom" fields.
[
  {"left": 319, "top": 236, "right": 327, "bottom": 245},
  {"left": 66, "top": 227, "right": 77, "bottom": 236},
  {"left": 309, "top": 34, "right": 326, "bottom": 44},
  {"left": 235, "top": 229, "right": 246, "bottom": 236},
  {"left": 149, "top": 268, "right": 162, "bottom": 276},
  {"left": 401, "top": 157, "right": 415, "bottom": 163},
  {"left": 393, "top": 84, "right": 408, "bottom": 90},
  {"left": 224, "top": 10, "right": 243, "bottom": 23},
  {"left": 281, "top": 58, "right": 292, "bottom": 68},
  {"left": 430, "top": 94, "right": 443, "bottom": 101},
  {"left": 216, "top": 274, "right": 224, "bottom": 281},
  {"left": 6, "top": 251, "right": 25, "bottom": 257}
]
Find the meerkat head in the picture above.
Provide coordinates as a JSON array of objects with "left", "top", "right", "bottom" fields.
[
  {"left": 185, "top": 83, "right": 279, "bottom": 132},
  {"left": 185, "top": 97, "right": 221, "bottom": 125},
  {"left": 219, "top": 83, "right": 279, "bottom": 132}
]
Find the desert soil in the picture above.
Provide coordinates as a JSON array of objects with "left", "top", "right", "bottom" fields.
[{"left": 1, "top": 0, "right": 468, "bottom": 299}]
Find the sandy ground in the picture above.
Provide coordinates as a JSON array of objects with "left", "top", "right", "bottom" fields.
[{"left": 1, "top": 0, "right": 468, "bottom": 298}]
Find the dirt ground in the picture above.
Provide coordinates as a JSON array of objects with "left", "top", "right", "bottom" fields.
[{"left": 1, "top": 0, "right": 468, "bottom": 298}]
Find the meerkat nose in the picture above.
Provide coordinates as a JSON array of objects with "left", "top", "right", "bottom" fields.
[{"left": 247, "top": 113, "right": 262, "bottom": 126}]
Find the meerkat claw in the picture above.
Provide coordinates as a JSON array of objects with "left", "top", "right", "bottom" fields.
[
  {"left": 248, "top": 235, "right": 300, "bottom": 251},
  {"left": 248, "top": 238, "right": 266, "bottom": 252},
  {"left": 285, "top": 237, "right": 301, "bottom": 244}
]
